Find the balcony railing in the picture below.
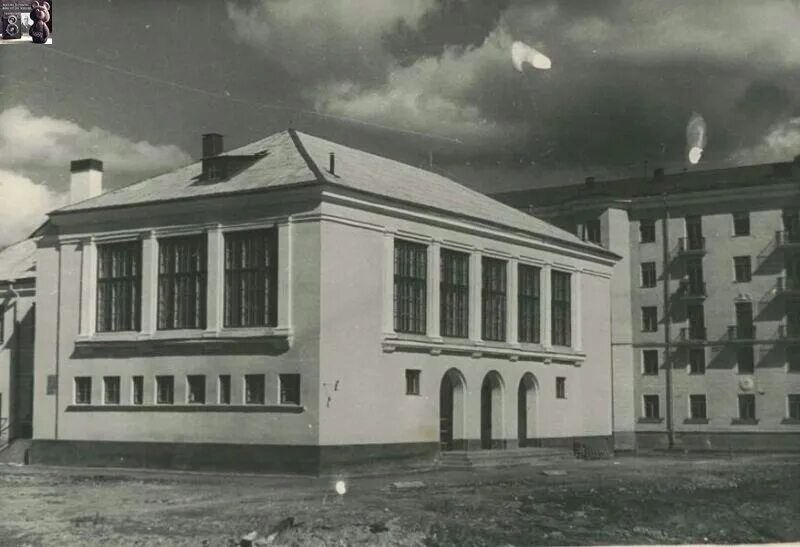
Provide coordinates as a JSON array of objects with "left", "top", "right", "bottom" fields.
[
  {"left": 777, "top": 276, "right": 800, "bottom": 294},
  {"left": 678, "top": 237, "right": 706, "bottom": 254},
  {"left": 776, "top": 230, "right": 800, "bottom": 247},
  {"left": 727, "top": 325, "right": 757, "bottom": 341},
  {"left": 778, "top": 323, "right": 800, "bottom": 340},
  {"left": 678, "top": 280, "right": 706, "bottom": 299},
  {"left": 678, "top": 327, "right": 707, "bottom": 342}
]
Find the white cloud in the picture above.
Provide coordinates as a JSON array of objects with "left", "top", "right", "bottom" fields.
[
  {"left": 0, "top": 169, "right": 66, "bottom": 248},
  {"left": 731, "top": 117, "right": 800, "bottom": 164},
  {"left": 0, "top": 106, "right": 191, "bottom": 174}
]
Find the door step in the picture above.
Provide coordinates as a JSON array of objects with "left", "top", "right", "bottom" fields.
[
  {"left": 0, "top": 438, "right": 32, "bottom": 465},
  {"left": 436, "top": 447, "right": 574, "bottom": 469}
]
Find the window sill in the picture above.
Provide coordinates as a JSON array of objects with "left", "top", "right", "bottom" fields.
[
  {"left": 382, "top": 334, "right": 586, "bottom": 364},
  {"left": 65, "top": 404, "right": 305, "bottom": 414},
  {"left": 638, "top": 417, "right": 663, "bottom": 424},
  {"left": 683, "top": 418, "right": 709, "bottom": 424},
  {"left": 74, "top": 327, "right": 294, "bottom": 352},
  {"left": 780, "top": 418, "right": 800, "bottom": 425},
  {"left": 731, "top": 418, "right": 759, "bottom": 425}
]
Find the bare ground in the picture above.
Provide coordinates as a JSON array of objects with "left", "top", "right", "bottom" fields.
[{"left": 1, "top": 453, "right": 799, "bottom": 546}]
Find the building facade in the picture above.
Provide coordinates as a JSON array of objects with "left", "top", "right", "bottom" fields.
[
  {"left": 28, "top": 130, "right": 618, "bottom": 473},
  {"left": 493, "top": 161, "right": 800, "bottom": 451}
]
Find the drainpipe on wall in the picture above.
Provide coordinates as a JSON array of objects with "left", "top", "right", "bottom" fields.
[{"left": 662, "top": 193, "right": 675, "bottom": 450}]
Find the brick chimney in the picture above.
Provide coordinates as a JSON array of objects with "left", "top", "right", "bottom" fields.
[
  {"left": 70, "top": 159, "right": 103, "bottom": 204},
  {"left": 202, "top": 133, "right": 224, "bottom": 158}
]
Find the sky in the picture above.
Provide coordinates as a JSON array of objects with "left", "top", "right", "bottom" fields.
[{"left": 1, "top": 0, "right": 800, "bottom": 246}]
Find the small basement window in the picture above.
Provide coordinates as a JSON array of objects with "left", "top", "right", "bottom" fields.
[{"left": 405, "top": 370, "right": 421, "bottom": 396}]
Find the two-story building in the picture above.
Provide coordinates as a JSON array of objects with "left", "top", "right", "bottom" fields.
[{"left": 28, "top": 130, "right": 618, "bottom": 473}]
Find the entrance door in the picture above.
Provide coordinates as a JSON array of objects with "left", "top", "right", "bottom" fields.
[
  {"left": 439, "top": 375, "right": 454, "bottom": 451},
  {"left": 481, "top": 377, "right": 492, "bottom": 449},
  {"left": 517, "top": 381, "right": 527, "bottom": 446}
]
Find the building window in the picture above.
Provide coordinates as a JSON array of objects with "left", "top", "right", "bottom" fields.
[
  {"left": 0, "top": 305, "right": 4, "bottom": 344},
  {"left": 405, "top": 369, "right": 421, "bottom": 396},
  {"left": 643, "top": 395, "right": 660, "bottom": 419},
  {"left": 738, "top": 394, "right": 756, "bottom": 421},
  {"left": 685, "top": 215, "right": 703, "bottom": 243},
  {"left": 551, "top": 271, "right": 571, "bottom": 347},
  {"left": 783, "top": 209, "right": 800, "bottom": 240},
  {"left": 518, "top": 264, "right": 540, "bottom": 344},
  {"left": 733, "top": 212, "right": 750, "bottom": 236},
  {"left": 788, "top": 395, "right": 800, "bottom": 420},
  {"left": 481, "top": 257, "right": 507, "bottom": 342},
  {"left": 640, "top": 262, "right": 657, "bottom": 288},
  {"left": 74, "top": 377, "right": 92, "bottom": 405},
  {"left": 394, "top": 239, "right": 427, "bottom": 334},
  {"left": 218, "top": 375, "right": 231, "bottom": 404},
  {"left": 156, "top": 375, "right": 174, "bottom": 405},
  {"left": 224, "top": 229, "right": 278, "bottom": 328},
  {"left": 187, "top": 375, "right": 206, "bottom": 404},
  {"left": 157, "top": 235, "right": 207, "bottom": 330},
  {"left": 639, "top": 219, "right": 656, "bottom": 243},
  {"left": 440, "top": 249, "right": 469, "bottom": 338},
  {"left": 642, "top": 350, "right": 659, "bottom": 375},
  {"left": 279, "top": 374, "right": 301, "bottom": 405},
  {"left": 788, "top": 345, "right": 800, "bottom": 372},
  {"left": 687, "top": 304, "right": 706, "bottom": 340},
  {"left": 103, "top": 376, "right": 120, "bottom": 405},
  {"left": 555, "top": 377, "right": 566, "bottom": 399},
  {"left": 583, "top": 219, "right": 601, "bottom": 244},
  {"left": 245, "top": 374, "right": 265, "bottom": 404},
  {"left": 642, "top": 306, "right": 658, "bottom": 332},
  {"left": 96, "top": 241, "right": 142, "bottom": 332},
  {"left": 132, "top": 376, "right": 144, "bottom": 405},
  {"left": 690, "top": 394, "right": 707, "bottom": 420},
  {"left": 737, "top": 345, "right": 755, "bottom": 374},
  {"left": 733, "top": 256, "right": 752, "bottom": 283},
  {"left": 689, "top": 348, "right": 706, "bottom": 374}
]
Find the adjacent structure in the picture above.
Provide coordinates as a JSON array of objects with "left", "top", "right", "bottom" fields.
[
  {"left": 493, "top": 160, "right": 800, "bottom": 451},
  {"left": 29, "top": 130, "right": 618, "bottom": 473}
]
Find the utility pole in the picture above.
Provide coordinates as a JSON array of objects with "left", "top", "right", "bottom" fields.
[{"left": 662, "top": 191, "right": 675, "bottom": 449}]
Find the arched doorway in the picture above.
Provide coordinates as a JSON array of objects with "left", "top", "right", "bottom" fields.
[
  {"left": 439, "top": 369, "right": 466, "bottom": 451},
  {"left": 518, "top": 373, "right": 538, "bottom": 447},
  {"left": 480, "top": 371, "right": 504, "bottom": 449}
]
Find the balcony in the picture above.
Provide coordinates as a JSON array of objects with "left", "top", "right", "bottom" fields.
[
  {"left": 778, "top": 323, "right": 800, "bottom": 341},
  {"left": 776, "top": 230, "right": 800, "bottom": 248},
  {"left": 677, "top": 280, "right": 706, "bottom": 300},
  {"left": 677, "top": 327, "right": 707, "bottom": 343},
  {"left": 777, "top": 276, "right": 800, "bottom": 295},
  {"left": 727, "top": 325, "right": 757, "bottom": 342},
  {"left": 678, "top": 237, "right": 706, "bottom": 255}
]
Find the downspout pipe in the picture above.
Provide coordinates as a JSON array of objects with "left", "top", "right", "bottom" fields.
[{"left": 662, "top": 193, "right": 675, "bottom": 450}]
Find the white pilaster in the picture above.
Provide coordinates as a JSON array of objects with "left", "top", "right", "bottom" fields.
[
  {"left": 573, "top": 270, "right": 583, "bottom": 351},
  {"left": 382, "top": 230, "right": 396, "bottom": 336},
  {"left": 205, "top": 225, "right": 224, "bottom": 333},
  {"left": 469, "top": 251, "right": 482, "bottom": 342},
  {"left": 507, "top": 258, "right": 519, "bottom": 345},
  {"left": 427, "top": 241, "right": 441, "bottom": 340},
  {"left": 140, "top": 231, "right": 159, "bottom": 334},
  {"left": 78, "top": 237, "right": 97, "bottom": 336},
  {"left": 277, "top": 219, "right": 293, "bottom": 330},
  {"left": 541, "top": 264, "right": 552, "bottom": 349}
]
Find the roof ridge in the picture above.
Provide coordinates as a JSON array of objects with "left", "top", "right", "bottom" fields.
[{"left": 288, "top": 129, "right": 327, "bottom": 184}]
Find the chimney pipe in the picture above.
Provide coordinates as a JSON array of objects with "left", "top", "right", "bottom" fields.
[
  {"left": 202, "top": 133, "right": 224, "bottom": 158},
  {"left": 329, "top": 152, "right": 335, "bottom": 175},
  {"left": 70, "top": 159, "right": 103, "bottom": 204}
]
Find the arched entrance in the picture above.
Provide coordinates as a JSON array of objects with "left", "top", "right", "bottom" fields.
[
  {"left": 439, "top": 369, "right": 466, "bottom": 451},
  {"left": 480, "top": 371, "right": 504, "bottom": 449},
  {"left": 518, "top": 373, "right": 538, "bottom": 447}
]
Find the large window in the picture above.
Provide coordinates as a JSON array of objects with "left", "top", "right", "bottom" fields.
[
  {"left": 156, "top": 376, "right": 174, "bottom": 405},
  {"left": 405, "top": 370, "right": 420, "bottom": 396},
  {"left": 518, "top": 264, "right": 540, "bottom": 344},
  {"left": 440, "top": 249, "right": 469, "bottom": 338},
  {"left": 737, "top": 346, "right": 755, "bottom": 374},
  {"left": 96, "top": 241, "right": 142, "bottom": 332},
  {"left": 639, "top": 219, "right": 656, "bottom": 243},
  {"left": 640, "top": 262, "right": 657, "bottom": 288},
  {"left": 738, "top": 394, "right": 756, "bottom": 421},
  {"left": 393, "top": 240, "right": 427, "bottom": 334},
  {"left": 74, "top": 377, "right": 92, "bottom": 405},
  {"left": 218, "top": 375, "right": 231, "bottom": 404},
  {"left": 789, "top": 395, "right": 800, "bottom": 420},
  {"left": 642, "top": 306, "right": 658, "bottom": 332},
  {"left": 551, "top": 271, "right": 571, "bottom": 347},
  {"left": 689, "top": 348, "right": 706, "bottom": 374},
  {"left": 132, "top": 376, "right": 144, "bottom": 405},
  {"left": 245, "top": 374, "right": 265, "bottom": 405},
  {"left": 0, "top": 305, "right": 4, "bottom": 344},
  {"left": 789, "top": 345, "right": 800, "bottom": 372},
  {"left": 103, "top": 376, "right": 120, "bottom": 405},
  {"left": 733, "top": 211, "right": 750, "bottom": 236},
  {"left": 157, "top": 235, "right": 207, "bottom": 330},
  {"left": 224, "top": 229, "right": 278, "bottom": 328},
  {"left": 642, "top": 349, "right": 659, "bottom": 375},
  {"left": 643, "top": 395, "right": 660, "bottom": 419},
  {"left": 187, "top": 375, "right": 206, "bottom": 404},
  {"left": 481, "top": 257, "right": 507, "bottom": 342},
  {"left": 280, "top": 374, "right": 301, "bottom": 405},
  {"left": 690, "top": 394, "right": 707, "bottom": 420},
  {"left": 733, "top": 256, "right": 752, "bottom": 283},
  {"left": 583, "top": 219, "right": 601, "bottom": 244}
]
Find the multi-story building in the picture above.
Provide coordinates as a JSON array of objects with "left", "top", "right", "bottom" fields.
[
  {"left": 493, "top": 160, "right": 800, "bottom": 451},
  {"left": 28, "top": 130, "right": 618, "bottom": 473}
]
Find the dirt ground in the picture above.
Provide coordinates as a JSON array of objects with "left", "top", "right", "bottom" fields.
[{"left": 1, "top": 453, "right": 799, "bottom": 546}]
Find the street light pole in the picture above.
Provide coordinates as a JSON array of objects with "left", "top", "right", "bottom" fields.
[{"left": 662, "top": 192, "right": 675, "bottom": 449}]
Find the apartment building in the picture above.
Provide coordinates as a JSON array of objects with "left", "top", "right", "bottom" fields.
[
  {"left": 28, "top": 130, "right": 617, "bottom": 473},
  {"left": 493, "top": 160, "right": 800, "bottom": 450}
]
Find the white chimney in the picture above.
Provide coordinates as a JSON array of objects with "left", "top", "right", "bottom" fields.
[{"left": 70, "top": 159, "right": 103, "bottom": 204}]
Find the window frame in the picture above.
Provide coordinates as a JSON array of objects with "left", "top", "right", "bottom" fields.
[
  {"left": 279, "top": 373, "right": 301, "bottom": 405},
  {"left": 738, "top": 394, "right": 756, "bottom": 421},
  {"left": 689, "top": 394, "right": 707, "bottom": 420},
  {"left": 640, "top": 262, "right": 657, "bottom": 288},
  {"left": 155, "top": 375, "right": 175, "bottom": 405},
  {"left": 96, "top": 240, "right": 143, "bottom": 333},
  {"left": 131, "top": 376, "right": 144, "bottom": 405},
  {"left": 788, "top": 345, "right": 800, "bottom": 373},
  {"left": 736, "top": 345, "right": 755, "bottom": 374},
  {"left": 641, "top": 306, "right": 658, "bottom": 332},
  {"left": 643, "top": 394, "right": 660, "bottom": 419},
  {"left": 74, "top": 377, "right": 92, "bottom": 405},
  {"left": 551, "top": 271, "right": 571, "bottom": 347},
  {"left": 788, "top": 394, "right": 800, "bottom": 420},
  {"left": 555, "top": 377, "right": 566, "bottom": 399},
  {"left": 481, "top": 257, "right": 507, "bottom": 342},
  {"left": 393, "top": 239, "right": 428, "bottom": 335},
  {"left": 518, "top": 263, "right": 541, "bottom": 344},
  {"left": 103, "top": 376, "right": 121, "bottom": 405},
  {"left": 733, "top": 256, "right": 752, "bottom": 283},
  {"left": 157, "top": 234, "right": 208, "bottom": 331},
  {"left": 639, "top": 219, "right": 656, "bottom": 243},
  {"left": 218, "top": 374, "right": 232, "bottom": 405},
  {"left": 688, "top": 348, "right": 706, "bottom": 375},
  {"left": 642, "top": 349, "right": 659, "bottom": 375},
  {"left": 244, "top": 374, "right": 266, "bottom": 405},
  {"left": 0, "top": 304, "right": 5, "bottom": 345},
  {"left": 732, "top": 211, "right": 750, "bottom": 237},
  {"left": 440, "top": 249, "right": 470, "bottom": 338},
  {"left": 583, "top": 219, "right": 601, "bottom": 244},
  {"left": 223, "top": 228, "right": 279, "bottom": 329},
  {"left": 405, "top": 369, "right": 421, "bottom": 396},
  {"left": 186, "top": 374, "right": 206, "bottom": 404}
]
